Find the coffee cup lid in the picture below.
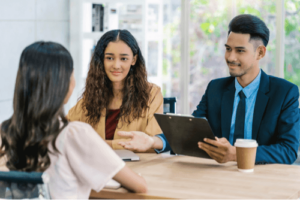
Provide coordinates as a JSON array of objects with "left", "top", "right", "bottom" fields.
[{"left": 234, "top": 139, "right": 258, "bottom": 148}]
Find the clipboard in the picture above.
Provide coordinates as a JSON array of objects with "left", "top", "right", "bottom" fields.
[{"left": 154, "top": 113, "right": 215, "bottom": 159}]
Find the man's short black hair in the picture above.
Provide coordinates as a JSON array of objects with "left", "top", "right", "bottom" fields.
[{"left": 228, "top": 14, "right": 270, "bottom": 47}]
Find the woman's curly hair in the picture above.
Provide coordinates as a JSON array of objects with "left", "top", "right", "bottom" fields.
[
  {"left": 82, "top": 30, "right": 150, "bottom": 125},
  {"left": 0, "top": 42, "right": 73, "bottom": 172}
]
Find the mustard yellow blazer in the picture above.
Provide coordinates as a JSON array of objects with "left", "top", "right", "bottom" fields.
[{"left": 66, "top": 83, "right": 163, "bottom": 149}]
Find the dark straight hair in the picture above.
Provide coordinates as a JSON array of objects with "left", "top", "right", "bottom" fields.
[
  {"left": 0, "top": 41, "right": 73, "bottom": 172},
  {"left": 228, "top": 14, "right": 270, "bottom": 47}
]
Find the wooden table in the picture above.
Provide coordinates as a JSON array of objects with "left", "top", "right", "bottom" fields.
[{"left": 90, "top": 153, "right": 300, "bottom": 199}]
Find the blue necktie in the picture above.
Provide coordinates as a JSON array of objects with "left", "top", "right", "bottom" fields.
[{"left": 234, "top": 90, "right": 246, "bottom": 144}]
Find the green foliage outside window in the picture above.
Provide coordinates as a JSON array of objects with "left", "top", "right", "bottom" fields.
[
  {"left": 162, "top": 0, "right": 300, "bottom": 112},
  {"left": 191, "top": 0, "right": 300, "bottom": 87},
  {"left": 284, "top": 0, "right": 300, "bottom": 87}
]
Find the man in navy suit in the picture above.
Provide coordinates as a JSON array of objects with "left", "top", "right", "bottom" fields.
[{"left": 118, "top": 14, "right": 300, "bottom": 164}]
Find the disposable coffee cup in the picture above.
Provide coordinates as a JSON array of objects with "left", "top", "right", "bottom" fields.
[{"left": 234, "top": 139, "right": 258, "bottom": 173}]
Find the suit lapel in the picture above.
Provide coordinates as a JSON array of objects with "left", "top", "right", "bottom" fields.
[
  {"left": 221, "top": 80, "right": 235, "bottom": 139},
  {"left": 252, "top": 70, "right": 270, "bottom": 140}
]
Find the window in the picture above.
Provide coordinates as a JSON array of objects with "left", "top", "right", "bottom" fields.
[
  {"left": 162, "top": 0, "right": 181, "bottom": 111},
  {"left": 284, "top": 0, "right": 300, "bottom": 88},
  {"left": 237, "top": 0, "right": 277, "bottom": 76},
  {"left": 188, "top": 0, "right": 230, "bottom": 113}
]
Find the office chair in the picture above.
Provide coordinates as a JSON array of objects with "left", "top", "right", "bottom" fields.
[
  {"left": 0, "top": 171, "right": 50, "bottom": 199},
  {"left": 163, "top": 97, "right": 177, "bottom": 114},
  {"left": 163, "top": 97, "right": 177, "bottom": 155}
]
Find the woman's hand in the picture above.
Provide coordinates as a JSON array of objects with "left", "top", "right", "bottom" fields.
[{"left": 117, "top": 131, "right": 163, "bottom": 152}]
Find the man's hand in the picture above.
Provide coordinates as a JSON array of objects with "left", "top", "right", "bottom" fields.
[
  {"left": 198, "top": 137, "right": 236, "bottom": 163},
  {"left": 117, "top": 131, "right": 155, "bottom": 152}
]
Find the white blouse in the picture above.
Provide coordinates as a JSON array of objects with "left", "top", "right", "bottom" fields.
[{"left": 45, "top": 121, "right": 125, "bottom": 199}]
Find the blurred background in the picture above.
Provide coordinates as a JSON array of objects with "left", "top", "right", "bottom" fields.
[{"left": 0, "top": 0, "right": 300, "bottom": 122}]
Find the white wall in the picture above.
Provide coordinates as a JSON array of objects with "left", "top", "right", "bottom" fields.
[{"left": 0, "top": 0, "right": 70, "bottom": 123}]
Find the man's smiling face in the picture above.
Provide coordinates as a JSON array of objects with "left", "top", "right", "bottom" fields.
[{"left": 225, "top": 32, "right": 260, "bottom": 78}]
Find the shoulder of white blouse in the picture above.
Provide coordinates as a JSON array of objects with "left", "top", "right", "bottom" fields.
[{"left": 64, "top": 121, "right": 93, "bottom": 135}]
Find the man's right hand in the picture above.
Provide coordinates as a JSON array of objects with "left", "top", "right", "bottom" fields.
[{"left": 117, "top": 131, "right": 163, "bottom": 152}]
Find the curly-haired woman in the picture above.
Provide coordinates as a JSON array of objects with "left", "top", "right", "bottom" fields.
[
  {"left": 67, "top": 30, "right": 163, "bottom": 150},
  {"left": 0, "top": 41, "right": 147, "bottom": 198}
]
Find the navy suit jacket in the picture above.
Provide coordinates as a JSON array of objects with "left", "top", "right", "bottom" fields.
[{"left": 159, "top": 70, "right": 300, "bottom": 164}]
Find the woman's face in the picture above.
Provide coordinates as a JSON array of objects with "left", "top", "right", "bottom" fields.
[
  {"left": 64, "top": 71, "right": 76, "bottom": 104},
  {"left": 103, "top": 40, "right": 137, "bottom": 85}
]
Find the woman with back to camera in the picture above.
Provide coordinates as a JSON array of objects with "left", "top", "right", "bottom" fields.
[
  {"left": 67, "top": 29, "right": 164, "bottom": 150},
  {"left": 0, "top": 41, "right": 147, "bottom": 199}
]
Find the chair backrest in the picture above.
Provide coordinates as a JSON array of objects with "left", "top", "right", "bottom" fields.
[
  {"left": 0, "top": 171, "right": 50, "bottom": 199},
  {"left": 163, "top": 97, "right": 177, "bottom": 114}
]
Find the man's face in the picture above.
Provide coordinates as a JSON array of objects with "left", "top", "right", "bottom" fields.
[{"left": 225, "top": 32, "right": 258, "bottom": 77}]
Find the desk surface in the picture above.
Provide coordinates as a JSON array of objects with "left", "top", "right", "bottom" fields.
[{"left": 90, "top": 153, "right": 300, "bottom": 199}]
